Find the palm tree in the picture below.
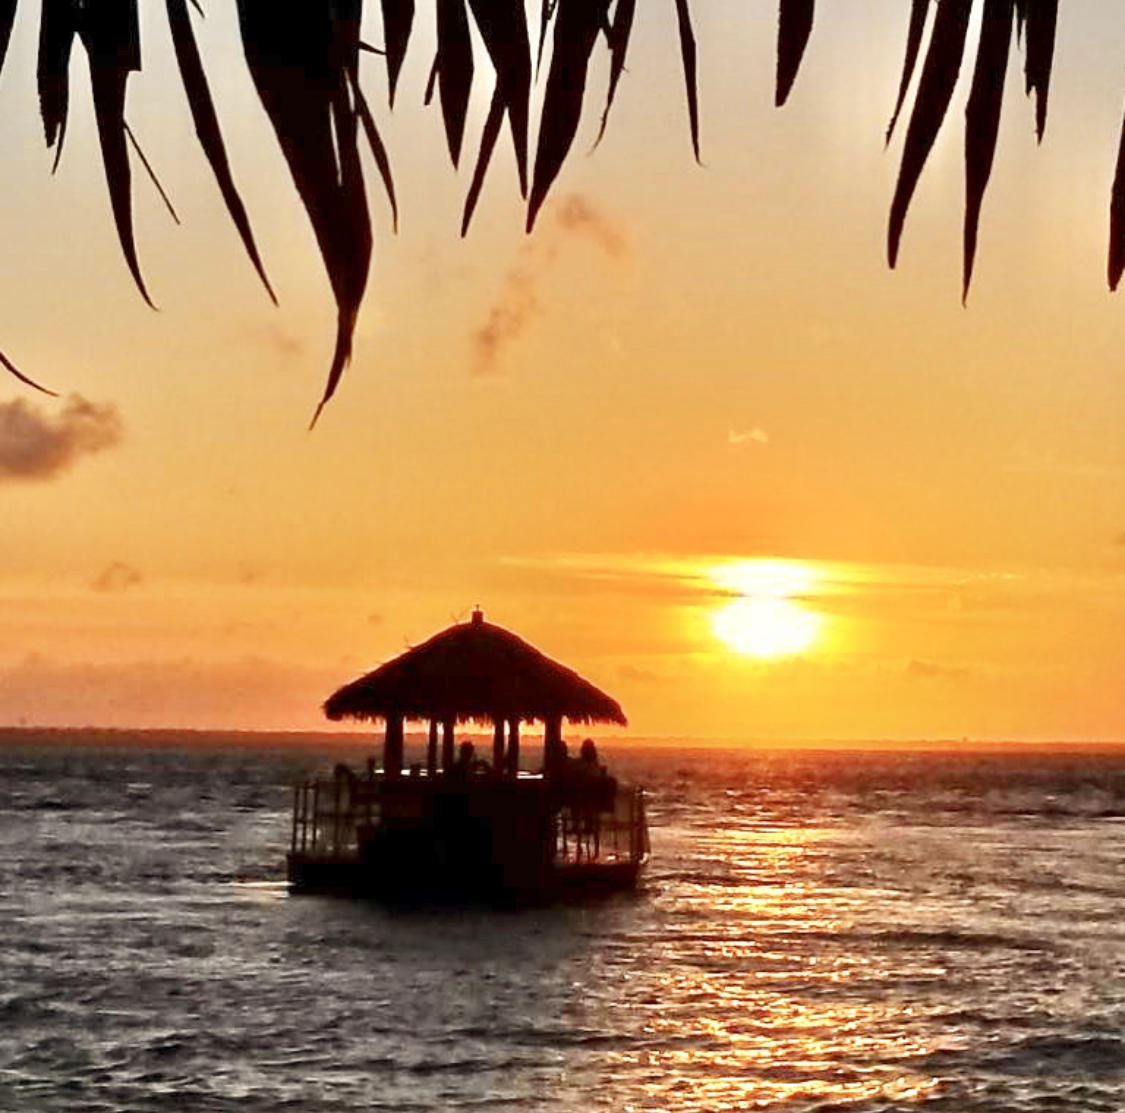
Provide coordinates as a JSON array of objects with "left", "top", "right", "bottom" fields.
[{"left": 0, "top": 2, "right": 1117, "bottom": 414}]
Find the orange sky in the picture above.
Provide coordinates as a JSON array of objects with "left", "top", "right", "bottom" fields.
[{"left": 3, "top": 2, "right": 1125, "bottom": 741}]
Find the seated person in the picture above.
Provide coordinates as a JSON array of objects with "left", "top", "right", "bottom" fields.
[{"left": 450, "top": 740, "right": 475, "bottom": 779}]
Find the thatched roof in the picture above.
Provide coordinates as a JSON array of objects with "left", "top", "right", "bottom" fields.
[{"left": 324, "top": 609, "right": 627, "bottom": 727}]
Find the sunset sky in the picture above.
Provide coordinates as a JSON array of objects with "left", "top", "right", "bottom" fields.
[{"left": 3, "top": 1, "right": 1125, "bottom": 741}]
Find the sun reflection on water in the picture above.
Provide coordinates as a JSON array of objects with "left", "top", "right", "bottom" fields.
[{"left": 581, "top": 821, "right": 950, "bottom": 1110}]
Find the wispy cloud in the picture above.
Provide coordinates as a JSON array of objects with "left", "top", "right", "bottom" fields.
[
  {"left": 618, "top": 663, "right": 664, "bottom": 685},
  {"left": 91, "top": 562, "right": 143, "bottom": 593},
  {"left": 236, "top": 563, "right": 264, "bottom": 586},
  {"left": 906, "top": 659, "right": 972, "bottom": 682},
  {"left": 553, "top": 194, "right": 627, "bottom": 259},
  {"left": 499, "top": 553, "right": 1125, "bottom": 626},
  {"left": 251, "top": 321, "right": 306, "bottom": 361},
  {"left": 472, "top": 264, "right": 541, "bottom": 376},
  {"left": 0, "top": 395, "right": 122, "bottom": 482},
  {"left": 728, "top": 427, "right": 769, "bottom": 447},
  {"left": 471, "top": 193, "right": 628, "bottom": 376}
]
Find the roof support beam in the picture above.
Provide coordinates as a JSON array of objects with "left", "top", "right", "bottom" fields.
[
  {"left": 544, "top": 715, "right": 563, "bottom": 778},
  {"left": 507, "top": 718, "right": 520, "bottom": 777},
  {"left": 492, "top": 718, "right": 505, "bottom": 774},
  {"left": 383, "top": 713, "right": 404, "bottom": 778},
  {"left": 442, "top": 717, "right": 455, "bottom": 773},
  {"left": 427, "top": 719, "right": 438, "bottom": 777}
]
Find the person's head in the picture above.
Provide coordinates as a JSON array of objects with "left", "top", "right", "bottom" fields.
[
  {"left": 459, "top": 740, "right": 475, "bottom": 762},
  {"left": 580, "top": 738, "right": 598, "bottom": 764}
]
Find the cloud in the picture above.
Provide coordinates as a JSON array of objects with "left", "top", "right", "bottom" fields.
[
  {"left": 254, "top": 322, "right": 305, "bottom": 360},
  {"left": 728, "top": 427, "right": 769, "bottom": 447},
  {"left": 906, "top": 659, "right": 971, "bottom": 682},
  {"left": 367, "top": 612, "right": 384, "bottom": 626},
  {"left": 236, "top": 563, "right": 264, "bottom": 586},
  {"left": 91, "top": 561, "right": 143, "bottom": 593},
  {"left": 0, "top": 394, "right": 122, "bottom": 482},
  {"left": 471, "top": 193, "right": 627, "bottom": 375},
  {"left": 472, "top": 264, "right": 542, "bottom": 376},
  {"left": 554, "top": 194, "right": 627, "bottom": 259}
]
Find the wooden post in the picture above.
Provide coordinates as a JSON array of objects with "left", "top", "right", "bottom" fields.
[
  {"left": 333, "top": 772, "right": 342, "bottom": 853},
  {"left": 507, "top": 718, "right": 520, "bottom": 777},
  {"left": 427, "top": 719, "right": 438, "bottom": 777},
  {"left": 384, "top": 713, "right": 404, "bottom": 778},
  {"left": 442, "top": 718, "right": 455, "bottom": 772},
  {"left": 492, "top": 718, "right": 505, "bottom": 773}
]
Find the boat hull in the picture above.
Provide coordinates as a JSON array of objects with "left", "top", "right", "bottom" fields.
[{"left": 286, "top": 849, "right": 641, "bottom": 904}]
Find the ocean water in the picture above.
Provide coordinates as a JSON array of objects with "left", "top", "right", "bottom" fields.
[{"left": 1, "top": 735, "right": 1124, "bottom": 1112}]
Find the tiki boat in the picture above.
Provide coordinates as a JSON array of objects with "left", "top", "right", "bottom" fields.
[{"left": 287, "top": 609, "right": 649, "bottom": 902}]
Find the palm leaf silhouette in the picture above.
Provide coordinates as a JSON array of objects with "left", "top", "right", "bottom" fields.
[{"left": 0, "top": 2, "right": 1118, "bottom": 409}]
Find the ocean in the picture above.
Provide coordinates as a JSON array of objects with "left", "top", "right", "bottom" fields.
[{"left": 1, "top": 733, "right": 1124, "bottom": 1112}]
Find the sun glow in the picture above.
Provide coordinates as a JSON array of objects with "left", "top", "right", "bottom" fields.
[{"left": 710, "top": 559, "right": 824, "bottom": 658}]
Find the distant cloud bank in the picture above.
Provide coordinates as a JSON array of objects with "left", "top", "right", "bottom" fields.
[
  {"left": 0, "top": 653, "right": 339, "bottom": 731},
  {"left": 0, "top": 394, "right": 122, "bottom": 482}
]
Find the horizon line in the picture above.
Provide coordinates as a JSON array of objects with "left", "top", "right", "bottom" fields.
[{"left": 2, "top": 725, "right": 1125, "bottom": 754}]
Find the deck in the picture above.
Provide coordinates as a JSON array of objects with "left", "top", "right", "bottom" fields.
[{"left": 287, "top": 763, "right": 649, "bottom": 902}]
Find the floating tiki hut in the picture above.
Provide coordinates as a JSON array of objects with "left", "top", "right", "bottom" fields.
[{"left": 287, "top": 609, "right": 649, "bottom": 902}]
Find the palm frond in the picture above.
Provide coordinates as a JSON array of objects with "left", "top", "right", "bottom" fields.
[
  {"left": 776, "top": 0, "right": 814, "bottom": 109},
  {"left": 1023, "top": 0, "right": 1057, "bottom": 141},
  {"left": 0, "top": 0, "right": 16, "bottom": 70},
  {"left": 435, "top": 0, "right": 473, "bottom": 167},
  {"left": 466, "top": 0, "right": 531, "bottom": 197},
  {"left": 673, "top": 0, "right": 700, "bottom": 160},
  {"left": 963, "top": 0, "right": 1013, "bottom": 303},
  {"left": 167, "top": 0, "right": 276, "bottom": 302},
  {"left": 888, "top": 0, "right": 973, "bottom": 270},
  {"left": 37, "top": 0, "right": 77, "bottom": 167},
  {"left": 592, "top": 0, "right": 634, "bottom": 148},
  {"left": 82, "top": 0, "right": 154, "bottom": 308},
  {"left": 527, "top": 0, "right": 608, "bottom": 232},
  {"left": 0, "top": 346, "right": 56, "bottom": 395},
  {"left": 886, "top": 0, "right": 930, "bottom": 144},
  {"left": 0, "top": 1, "right": 1120, "bottom": 411},
  {"left": 380, "top": 0, "right": 413, "bottom": 106}
]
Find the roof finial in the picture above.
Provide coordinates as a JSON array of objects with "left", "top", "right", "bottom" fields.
[{"left": 471, "top": 605, "right": 484, "bottom": 626}]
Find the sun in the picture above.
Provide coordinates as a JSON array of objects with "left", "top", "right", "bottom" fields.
[
  {"left": 712, "top": 597, "right": 820, "bottom": 658},
  {"left": 709, "top": 560, "right": 824, "bottom": 659}
]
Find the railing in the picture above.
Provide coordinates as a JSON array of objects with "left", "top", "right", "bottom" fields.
[
  {"left": 554, "top": 786, "right": 648, "bottom": 866},
  {"left": 290, "top": 763, "right": 379, "bottom": 860},
  {"left": 291, "top": 766, "right": 650, "bottom": 871}
]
